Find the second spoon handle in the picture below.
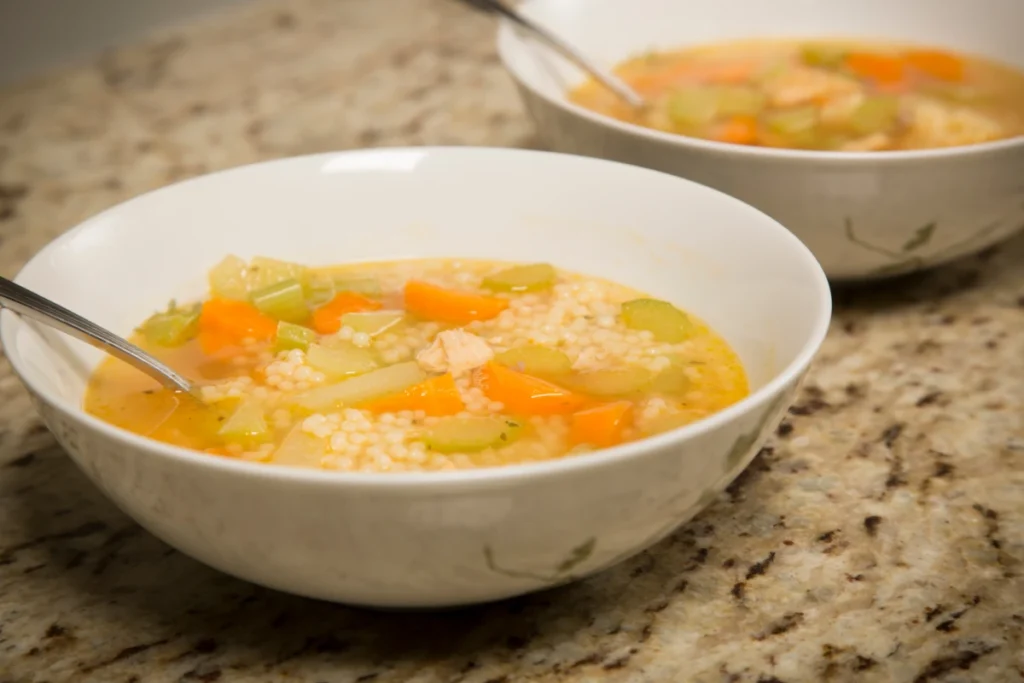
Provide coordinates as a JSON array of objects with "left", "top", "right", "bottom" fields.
[
  {"left": 471, "top": 0, "right": 644, "bottom": 108},
  {"left": 0, "top": 276, "right": 197, "bottom": 396}
]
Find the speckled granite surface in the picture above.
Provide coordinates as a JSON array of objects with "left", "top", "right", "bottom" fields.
[{"left": 0, "top": 0, "right": 1022, "bottom": 681}]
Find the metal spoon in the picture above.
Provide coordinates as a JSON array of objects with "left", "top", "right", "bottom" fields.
[
  {"left": 0, "top": 275, "right": 198, "bottom": 397},
  {"left": 464, "top": 0, "right": 645, "bottom": 108}
]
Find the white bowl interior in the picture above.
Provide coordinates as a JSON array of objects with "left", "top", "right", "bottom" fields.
[
  {"left": 502, "top": 0, "right": 1024, "bottom": 101},
  {"left": 4, "top": 148, "right": 828, "bottom": 427}
]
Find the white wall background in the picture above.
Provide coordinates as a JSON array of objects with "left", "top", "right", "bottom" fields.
[{"left": 0, "top": 0, "right": 257, "bottom": 86}]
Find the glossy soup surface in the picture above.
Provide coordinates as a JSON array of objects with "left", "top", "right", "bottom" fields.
[
  {"left": 569, "top": 39, "right": 1024, "bottom": 151},
  {"left": 85, "top": 258, "right": 749, "bottom": 472}
]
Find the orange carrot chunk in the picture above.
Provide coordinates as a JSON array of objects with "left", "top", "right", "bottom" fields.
[
  {"left": 311, "top": 292, "right": 382, "bottom": 335},
  {"left": 198, "top": 298, "right": 277, "bottom": 353},
  {"left": 404, "top": 280, "right": 509, "bottom": 325},
  {"left": 712, "top": 115, "right": 759, "bottom": 145},
  {"left": 570, "top": 401, "right": 634, "bottom": 448},
  {"left": 362, "top": 373, "right": 466, "bottom": 416},
  {"left": 476, "top": 362, "right": 586, "bottom": 416},
  {"left": 905, "top": 49, "right": 965, "bottom": 82},
  {"left": 844, "top": 52, "right": 906, "bottom": 84}
]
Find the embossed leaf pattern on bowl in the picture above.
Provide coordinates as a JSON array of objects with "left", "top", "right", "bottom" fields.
[
  {"left": 484, "top": 537, "right": 596, "bottom": 584},
  {"left": 723, "top": 390, "right": 792, "bottom": 473},
  {"left": 844, "top": 188, "right": 1024, "bottom": 277}
]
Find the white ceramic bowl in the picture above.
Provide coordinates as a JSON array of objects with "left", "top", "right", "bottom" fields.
[
  {"left": 498, "top": 0, "right": 1024, "bottom": 280},
  {"left": 2, "top": 148, "right": 830, "bottom": 608}
]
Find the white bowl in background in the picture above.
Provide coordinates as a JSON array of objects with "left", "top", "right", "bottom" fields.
[
  {"left": 498, "top": 0, "right": 1024, "bottom": 280},
  {"left": 2, "top": 148, "right": 830, "bottom": 607}
]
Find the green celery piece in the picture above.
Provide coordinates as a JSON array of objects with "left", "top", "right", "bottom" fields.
[
  {"left": 422, "top": 417, "right": 524, "bottom": 453},
  {"left": 848, "top": 95, "right": 900, "bottom": 135},
  {"left": 800, "top": 44, "right": 847, "bottom": 69},
  {"left": 140, "top": 302, "right": 201, "bottom": 347},
  {"left": 218, "top": 399, "right": 270, "bottom": 444},
  {"left": 668, "top": 86, "right": 720, "bottom": 127},
  {"left": 247, "top": 257, "right": 308, "bottom": 292},
  {"left": 274, "top": 321, "right": 316, "bottom": 352},
  {"left": 716, "top": 86, "right": 766, "bottom": 116},
  {"left": 341, "top": 310, "right": 405, "bottom": 337},
  {"left": 482, "top": 263, "right": 557, "bottom": 293},
  {"left": 620, "top": 299, "right": 694, "bottom": 343},
  {"left": 566, "top": 367, "right": 653, "bottom": 397},
  {"left": 305, "top": 342, "right": 379, "bottom": 379},
  {"left": 651, "top": 357, "right": 692, "bottom": 397},
  {"left": 494, "top": 345, "right": 572, "bottom": 377},
  {"left": 250, "top": 278, "right": 309, "bottom": 323},
  {"left": 209, "top": 255, "right": 249, "bottom": 300},
  {"left": 289, "top": 362, "right": 427, "bottom": 411},
  {"left": 765, "top": 106, "right": 819, "bottom": 136}
]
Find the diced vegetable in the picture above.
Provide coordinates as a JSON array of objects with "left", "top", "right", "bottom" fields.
[
  {"left": 250, "top": 278, "right": 309, "bottom": 323},
  {"left": 905, "top": 49, "right": 964, "bottom": 82},
  {"left": 843, "top": 52, "right": 906, "bottom": 84},
  {"left": 422, "top": 416, "right": 524, "bottom": 453},
  {"left": 566, "top": 367, "right": 653, "bottom": 397},
  {"left": 800, "top": 44, "right": 847, "bottom": 69},
  {"left": 218, "top": 399, "right": 270, "bottom": 443},
  {"left": 848, "top": 95, "right": 900, "bottom": 135},
  {"left": 311, "top": 292, "right": 383, "bottom": 335},
  {"left": 764, "top": 106, "right": 819, "bottom": 136},
  {"left": 306, "top": 342, "right": 379, "bottom": 378},
  {"left": 620, "top": 299, "right": 693, "bottom": 343},
  {"left": 341, "top": 310, "right": 405, "bottom": 337},
  {"left": 308, "top": 270, "right": 383, "bottom": 298},
  {"left": 494, "top": 345, "right": 572, "bottom": 376},
  {"left": 712, "top": 115, "right": 759, "bottom": 144},
  {"left": 289, "top": 362, "right": 427, "bottom": 412},
  {"left": 362, "top": 373, "right": 465, "bottom": 416},
  {"left": 274, "top": 424, "right": 327, "bottom": 467},
  {"left": 208, "top": 255, "right": 309, "bottom": 302},
  {"left": 482, "top": 263, "right": 557, "bottom": 293},
  {"left": 274, "top": 321, "right": 317, "bottom": 352},
  {"left": 651, "top": 357, "right": 692, "bottom": 397},
  {"left": 476, "top": 362, "right": 586, "bottom": 415},
  {"left": 404, "top": 280, "right": 509, "bottom": 325},
  {"left": 570, "top": 401, "right": 633, "bottom": 447},
  {"left": 667, "top": 86, "right": 720, "bottom": 127},
  {"left": 139, "top": 302, "right": 201, "bottom": 347},
  {"left": 715, "top": 86, "right": 765, "bottom": 116},
  {"left": 247, "top": 257, "right": 307, "bottom": 292},
  {"left": 302, "top": 274, "right": 336, "bottom": 307},
  {"left": 197, "top": 298, "right": 277, "bottom": 353},
  {"left": 209, "top": 255, "right": 249, "bottom": 300}
]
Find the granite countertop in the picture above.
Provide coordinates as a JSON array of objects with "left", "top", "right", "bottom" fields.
[{"left": 0, "top": 1, "right": 1022, "bottom": 681}]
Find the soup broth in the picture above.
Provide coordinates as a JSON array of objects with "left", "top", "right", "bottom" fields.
[
  {"left": 569, "top": 39, "right": 1024, "bottom": 151},
  {"left": 86, "top": 258, "right": 748, "bottom": 472}
]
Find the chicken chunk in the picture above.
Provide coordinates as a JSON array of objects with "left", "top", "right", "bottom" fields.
[
  {"left": 819, "top": 91, "right": 865, "bottom": 126},
  {"left": 764, "top": 66, "right": 860, "bottom": 107},
  {"left": 416, "top": 329, "right": 494, "bottom": 377},
  {"left": 903, "top": 97, "right": 1004, "bottom": 148}
]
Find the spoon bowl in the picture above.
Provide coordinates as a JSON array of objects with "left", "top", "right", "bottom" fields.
[{"left": 0, "top": 276, "right": 197, "bottom": 396}]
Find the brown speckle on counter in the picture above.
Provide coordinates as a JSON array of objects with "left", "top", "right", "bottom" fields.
[
  {"left": 864, "top": 515, "right": 883, "bottom": 536},
  {"left": 0, "top": 0, "right": 1022, "bottom": 680}
]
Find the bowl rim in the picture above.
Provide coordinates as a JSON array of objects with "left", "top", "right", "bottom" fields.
[
  {"left": 496, "top": 16, "right": 1024, "bottom": 165},
  {"left": 2, "top": 146, "right": 832, "bottom": 490}
]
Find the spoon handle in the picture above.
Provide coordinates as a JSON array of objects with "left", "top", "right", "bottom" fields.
[
  {"left": 0, "top": 276, "right": 196, "bottom": 396},
  {"left": 469, "top": 0, "right": 644, "bottom": 108}
]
